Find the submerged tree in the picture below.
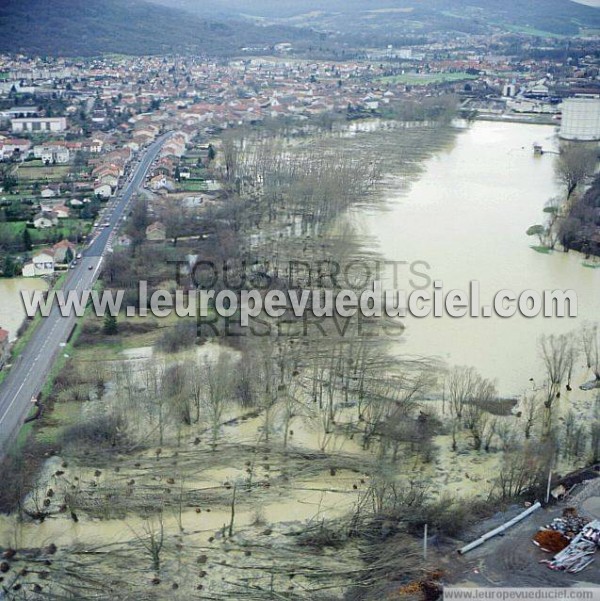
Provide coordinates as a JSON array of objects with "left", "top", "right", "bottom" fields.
[
  {"left": 555, "top": 144, "right": 596, "bottom": 199},
  {"left": 581, "top": 322, "right": 600, "bottom": 381}
]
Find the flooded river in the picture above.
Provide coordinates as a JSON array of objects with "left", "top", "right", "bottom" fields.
[
  {"left": 364, "top": 120, "right": 600, "bottom": 397},
  {"left": 0, "top": 278, "right": 47, "bottom": 340}
]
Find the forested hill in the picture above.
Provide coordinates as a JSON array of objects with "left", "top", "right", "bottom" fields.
[
  {"left": 157, "top": 0, "right": 600, "bottom": 37},
  {"left": 0, "top": 0, "right": 316, "bottom": 57}
]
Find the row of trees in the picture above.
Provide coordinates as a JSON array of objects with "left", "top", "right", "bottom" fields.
[{"left": 527, "top": 144, "right": 598, "bottom": 254}]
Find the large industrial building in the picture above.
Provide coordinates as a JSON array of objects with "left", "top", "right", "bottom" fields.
[
  {"left": 10, "top": 116, "right": 67, "bottom": 133},
  {"left": 559, "top": 96, "right": 600, "bottom": 142}
]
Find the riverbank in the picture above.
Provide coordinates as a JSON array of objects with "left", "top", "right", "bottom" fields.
[{"left": 473, "top": 111, "right": 558, "bottom": 126}]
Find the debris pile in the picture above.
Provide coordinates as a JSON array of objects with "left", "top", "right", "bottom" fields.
[
  {"left": 544, "top": 514, "right": 589, "bottom": 540},
  {"left": 540, "top": 519, "right": 600, "bottom": 574},
  {"left": 581, "top": 522, "right": 600, "bottom": 545},
  {"left": 534, "top": 508, "right": 590, "bottom": 543}
]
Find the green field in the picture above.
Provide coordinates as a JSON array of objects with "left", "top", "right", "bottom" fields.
[
  {"left": 502, "top": 24, "right": 568, "bottom": 38},
  {"left": 0, "top": 219, "right": 91, "bottom": 245},
  {"left": 16, "top": 164, "right": 71, "bottom": 182},
  {"left": 378, "top": 72, "right": 478, "bottom": 86},
  {"left": 178, "top": 179, "right": 208, "bottom": 192}
]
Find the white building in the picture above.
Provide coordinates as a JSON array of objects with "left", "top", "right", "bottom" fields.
[
  {"left": 11, "top": 117, "right": 67, "bottom": 133},
  {"left": 33, "top": 211, "right": 58, "bottom": 228},
  {"left": 34, "top": 145, "right": 70, "bottom": 164},
  {"left": 5, "top": 106, "right": 40, "bottom": 119},
  {"left": 503, "top": 83, "right": 517, "bottom": 97},
  {"left": 94, "top": 183, "right": 113, "bottom": 199},
  {"left": 22, "top": 250, "right": 55, "bottom": 277},
  {"left": 559, "top": 96, "right": 600, "bottom": 142}
]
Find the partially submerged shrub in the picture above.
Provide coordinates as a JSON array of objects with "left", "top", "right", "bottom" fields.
[
  {"left": 156, "top": 321, "right": 197, "bottom": 353},
  {"left": 62, "top": 414, "right": 125, "bottom": 448}
]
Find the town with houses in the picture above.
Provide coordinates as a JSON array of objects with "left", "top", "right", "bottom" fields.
[{"left": 0, "top": 39, "right": 599, "bottom": 316}]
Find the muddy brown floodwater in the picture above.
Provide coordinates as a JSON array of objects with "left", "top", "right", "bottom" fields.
[
  {"left": 0, "top": 278, "right": 47, "bottom": 340},
  {"left": 362, "top": 120, "right": 600, "bottom": 397}
]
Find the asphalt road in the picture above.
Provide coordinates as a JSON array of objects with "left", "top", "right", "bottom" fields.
[{"left": 0, "top": 132, "right": 171, "bottom": 456}]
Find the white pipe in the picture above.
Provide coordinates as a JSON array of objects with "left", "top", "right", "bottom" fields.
[{"left": 458, "top": 501, "right": 542, "bottom": 555}]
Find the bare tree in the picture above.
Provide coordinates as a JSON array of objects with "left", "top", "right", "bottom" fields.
[
  {"left": 464, "top": 375, "right": 497, "bottom": 451},
  {"left": 581, "top": 322, "right": 600, "bottom": 381},
  {"left": 590, "top": 394, "right": 600, "bottom": 463},
  {"left": 204, "top": 352, "right": 233, "bottom": 451},
  {"left": 522, "top": 394, "right": 541, "bottom": 439},
  {"left": 447, "top": 366, "right": 477, "bottom": 420},
  {"left": 539, "top": 334, "right": 574, "bottom": 433},
  {"left": 555, "top": 144, "right": 596, "bottom": 199},
  {"left": 491, "top": 443, "right": 553, "bottom": 501},
  {"left": 187, "top": 360, "right": 203, "bottom": 425},
  {"left": 138, "top": 512, "right": 165, "bottom": 574}
]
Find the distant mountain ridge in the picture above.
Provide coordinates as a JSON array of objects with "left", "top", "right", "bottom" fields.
[
  {"left": 0, "top": 0, "right": 317, "bottom": 57},
  {"left": 154, "top": 0, "right": 600, "bottom": 36},
  {"left": 1, "top": 0, "right": 598, "bottom": 58}
]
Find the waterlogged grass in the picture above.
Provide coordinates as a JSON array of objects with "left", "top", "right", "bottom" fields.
[
  {"left": 582, "top": 261, "right": 600, "bottom": 269},
  {"left": 12, "top": 272, "right": 69, "bottom": 359},
  {"left": 530, "top": 245, "right": 553, "bottom": 254},
  {"left": 40, "top": 337, "right": 75, "bottom": 399},
  {"left": 72, "top": 311, "right": 196, "bottom": 362},
  {"left": 35, "top": 401, "right": 81, "bottom": 445}
]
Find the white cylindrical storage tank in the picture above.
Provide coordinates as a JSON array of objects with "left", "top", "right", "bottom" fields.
[{"left": 559, "top": 97, "right": 600, "bottom": 141}]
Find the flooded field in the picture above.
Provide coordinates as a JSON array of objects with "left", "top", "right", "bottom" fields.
[{"left": 0, "top": 278, "right": 47, "bottom": 340}]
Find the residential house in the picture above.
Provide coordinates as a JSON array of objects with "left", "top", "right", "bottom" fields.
[
  {"left": 116, "top": 234, "right": 132, "bottom": 247},
  {"left": 146, "top": 221, "right": 166, "bottom": 241},
  {"left": 0, "top": 138, "right": 32, "bottom": 160},
  {"left": 124, "top": 139, "right": 140, "bottom": 152},
  {"left": 53, "top": 204, "right": 70, "bottom": 219},
  {"left": 94, "top": 183, "right": 113, "bottom": 199},
  {"left": 52, "top": 239, "right": 76, "bottom": 264},
  {"left": 34, "top": 144, "right": 70, "bottom": 164},
  {"left": 33, "top": 211, "right": 58, "bottom": 228},
  {"left": 89, "top": 138, "right": 105, "bottom": 153},
  {"left": 40, "top": 187, "right": 57, "bottom": 198},
  {"left": 154, "top": 164, "right": 173, "bottom": 177},
  {"left": 149, "top": 174, "right": 167, "bottom": 191},
  {"left": 92, "top": 164, "right": 122, "bottom": 180},
  {"left": 22, "top": 249, "right": 55, "bottom": 277},
  {"left": 99, "top": 173, "right": 119, "bottom": 189}
]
